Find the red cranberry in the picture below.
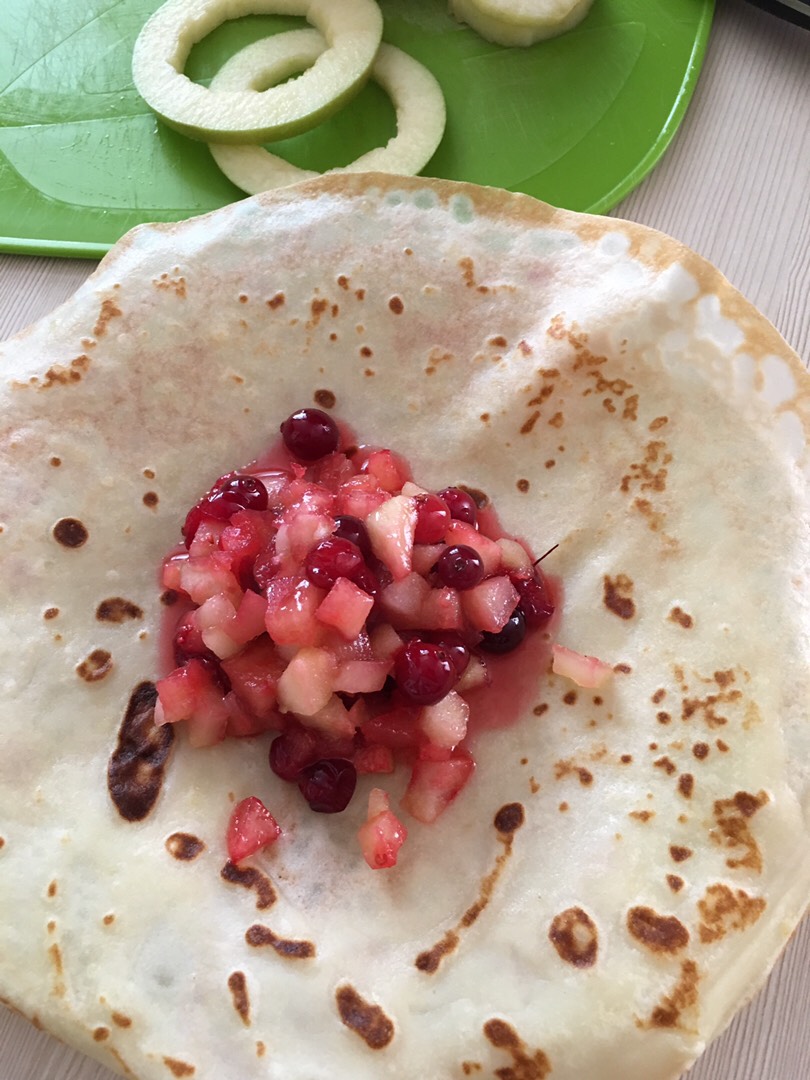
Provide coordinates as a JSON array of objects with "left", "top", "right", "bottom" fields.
[
  {"left": 173, "top": 619, "right": 219, "bottom": 667},
  {"left": 305, "top": 537, "right": 364, "bottom": 589},
  {"left": 427, "top": 632, "right": 470, "bottom": 678},
  {"left": 438, "top": 487, "right": 478, "bottom": 525},
  {"left": 333, "top": 514, "right": 372, "bottom": 556},
  {"left": 280, "top": 408, "right": 339, "bottom": 462},
  {"left": 480, "top": 607, "right": 526, "bottom": 654},
  {"left": 182, "top": 503, "right": 206, "bottom": 546},
  {"left": 252, "top": 547, "right": 280, "bottom": 592},
  {"left": 205, "top": 474, "right": 269, "bottom": 519},
  {"left": 511, "top": 571, "right": 555, "bottom": 628},
  {"left": 394, "top": 639, "right": 458, "bottom": 706},
  {"left": 435, "top": 544, "right": 485, "bottom": 590},
  {"left": 298, "top": 759, "right": 357, "bottom": 813},
  {"left": 350, "top": 562, "right": 381, "bottom": 598},
  {"left": 269, "top": 726, "right": 319, "bottom": 782},
  {"left": 414, "top": 493, "right": 451, "bottom": 543}
]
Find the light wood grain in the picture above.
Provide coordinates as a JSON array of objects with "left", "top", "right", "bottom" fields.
[{"left": 0, "top": 0, "right": 807, "bottom": 1077}]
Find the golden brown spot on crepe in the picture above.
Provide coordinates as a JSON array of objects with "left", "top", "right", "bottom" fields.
[
  {"left": 649, "top": 742, "right": 658, "bottom": 751},
  {"left": 562, "top": 690, "right": 577, "bottom": 705},
  {"left": 47, "top": 919, "right": 56, "bottom": 934},
  {"left": 521, "top": 411, "right": 540, "bottom": 434},
  {"left": 640, "top": 959, "right": 700, "bottom": 1030},
  {"left": 77, "top": 648, "right": 112, "bottom": 683},
  {"left": 228, "top": 971, "right": 251, "bottom": 1026},
  {"left": 238, "top": 294, "right": 248, "bottom": 304},
  {"left": 388, "top": 296, "right": 404, "bottom": 314},
  {"left": 516, "top": 478, "right": 530, "bottom": 492},
  {"left": 416, "top": 806, "right": 524, "bottom": 973},
  {"left": 714, "top": 669, "right": 735, "bottom": 688},
  {"left": 96, "top": 598, "right": 143, "bottom": 624},
  {"left": 48, "top": 942, "right": 63, "bottom": 976},
  {"left": 359, "top": 346, "right": 373, "bottom": 360},
  {"left": 527, "top": 384, "right": 555, "bottom": 408},
  {"left": 548, "top": 411, "right": 564, "bottom": 428},
  {"left": 483, "top": 1019, "right": 552, "bottom": 1080},
  {"left": 682, "top": 688, "right": 740, "bottom": 729},
  {"left": 652, "top": 688, "right": 666, "bottom": 704},
  {"left": 678, "top": 774, "right": 694, "bottom": 799},
  {"left": 620, "top": 754, "right": 633, "bottom": 764},
  {"left": 603, "top": 574, "right": 635, "bottom": 619},
  {"left": 165, "top": 833, "right": 205, "bottom": 861},
  {"left": 716, "top": 739, "right": 730, "bottom": 752},
  {"left": 603, "top": 398, "right": 616, "bottom": 414},
  {"left": 544, "top": 460, "right": 555, "bottom": 468},
  {"left": 43, "top": 607, "right": 59, "bottom": 620},
  {"left": 108, "top": 682, "right": 174, "bottom": 822},
  {"left": 692, "top": 742, "right": 710, "bottom": 760},
  {"left": 627, "top": 907, "right": 689, "bottom": 953},
  {"left": 160, "top": 589, "right": 179, "bottom": 607},
  {"left": 93, "top": 299, "right": 122, "bottom": 337},
  {"left": 103, "top": 914, "right": 115, "bottom": 926},
  {"left": 633, "top": 497, "right": 668, "bottom": 533},
  {"left": 336, "top": 274, "right": 349, "bottom": 289},
  {"left": 53, "top": 517, "right": 88, "bottom": 548},
  {"left": 670, "top": 846, "right": 692, "bottom": 863},
  {"left": 143, "top": 492, "right": 158, "bottom": 509},
  {"left": 629, "top": 810, "right": 654, "bottom": 822},
  {"left": 622, "top": 394, "right": 639, "bottom": 421},
  {"left": 314, "top": 389, "right": 335, "bottom": 409},
  {"left": 697, "top": 883, "right": 766, "bottom": 943},
  {"left": 330, "top": 333, "right": 339, "bottom": 343},
  {"left": 163, "top": 1058, "right": 195, "bottom": 1077},
  {"left": 50, "top": 456, "right": 61, "bottom": 467},
  {"left": 0, "top": 838, "right": 5, "bottom": 850},
  {"left": 47, "top": 880, "right": 57, "bottom": 898},
  {"left": 657, "top": 711, "right": 671, "bottom": 724},
  {"left": 654, "top": 756, "right": 677, "bottom": 776},
  {"left": 266, "top": 292, "right": 285, "bottom": 309},
  {"left": 309, "top": 297, "right": 328, "bottom": 325},
  {"left": 335, "top": 985, "right": 394, "bottom": 1049},
  {"left": 154, "top": 272, "right": 186, "bottom": 298},
  {"left": 112, "top": 1012, "right": 132, "bottom": 1028},
  {"left": 94, "top": 1026, "right": 110, "bottom": 1042},
  {"left": 533, "top": 703, "right": 548, "bottom": 716},
  {"left": 614, "top": 663, "right": 632, "bottom": 674},
  {"left": 221, "top": 862, "right": 276, "bottom": 910},
  {"left": 669, "top": 607, "right": 694, "bottom": 629},
  {"left": 355, "top": 288, "right": 366, "bottom": 300},
  {"left": 245, "top": 924, "right": 314, "bottom": 958},
  {"left": 462, "top": 1063, "right": 483, "bottom": 1075},
  {"left": 143, "top": 468, "right": 155, "bottom": 479},
  {"left": 649, "top": 416, "right": 669, "bottom": 431},
  {"left": 489, "top": 335, "right": 507, "bottom": 348},
  {"left": 667, "top": 875, "right": 685, "bottom": 893},
  {"left": 256, "top": 1041, "right": 266, "bottom": 1057},
  {"left": 529, "top": 777, "right": 540, "bottom": 794},
  {"left": 558, "top": 802, "right": 568, "bottom": 812},
  {"left": 711, "top": 790, "right": 769, "bottom": 872},
  {"left": 549, "top": 907, "right": 598, "bottom": 968}
]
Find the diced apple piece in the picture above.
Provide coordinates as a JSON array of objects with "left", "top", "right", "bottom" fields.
[
  {"left": 360, "top": 707, "right": 423, "bottom": 749},
  {"left": 354, "top": 744, "right": 395, "bottom": 774},
  {"left": 335, "top": 474, "right": 388, "bottom": 518},
  {"left": 222, "top": 637, "right": 285, "bottom": 720},
  {"left": 411, "top": 543, "right": 445, "bottom": 577},
  {"left": 265, "top": 576, "right": 327, "bottom": 646},
  {"left": 155, "top": 658, "right": 229, "bottom": 747},
  {"left": 298, "top": 693, "right": 355, "bottom": 739},
  {"left": 229, "top": 589, "right": 269, "bottom": 645},
  {"left": 402, "top": 752, "right": 475, "bottom": 824},
  {"left": 333, "top": 659, "right": 391, "bottom": 694},
  {"left": 496, "top": 536, "right": 533, "bottom": 572},
  {"left": 358, "top": 788, "right": 408, "bottom": 869},
  {"left": 274, "top": 507, "right": 334, "bottom": 571},
  {"left": 161, "top": 551, "right": 189, "bottom": 592},
  {"left": 456, "top": 653, "right": 491, "bottom": 692},
  {"left": 369, "top": 623, "right": 403, "bottom": 663},
  {"left": 552, "top": 644, "right": 613, "bottom": 688},
  {"left": 227, "top": 796, "right": 281, "bottom": 864},
  {"left": 366, "top": 495, "right": 417, "bottom": 581},
  {"left": 220, "top": 509, "right": 275, "bottom": 577},
  {"left": 445, "top": 520, "right": 502, "bottom": 575},
  {"left": 189, "top": 517, "right": 227, "bottom": 556},
  {"left": 378, "top": 571, "right": 431, "bottom": 629},
  {"left": 316, "top": 577, "right": 375, "bottom": 640},
  {"left": 359, "top": 448, "right": 410, "bottom": 492},
  {"left": 419, "top": 690, "right": 469, "bottom": 749},
  {"left": 197, "top": 593, "right": 241, "bottom": 659},
  {"left": 461, "top": 576, "right": 520, "bottom": 633},
  {"left": 224, "top": 691, "right": 283, "bottom": 738},
  {"left": 179, "top": 552, "right": 243, "bottom": 607},
  {"left": 420, "top": 586, "right": 463, "bottom": 631},
  {"left": 277, "top": 647, "right": 336, "bottom": 716}
]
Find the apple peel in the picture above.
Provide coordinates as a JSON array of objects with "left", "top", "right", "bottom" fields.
[
  {"left": 132, "top": 0, "right": 383, "bottom": 144},
  {"left": 208, "top": 32, "right": 446, "bottom": 193}
]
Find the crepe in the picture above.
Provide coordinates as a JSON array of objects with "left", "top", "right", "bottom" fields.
[{"left": 0, "top": 174, "right": 807, "bottom": 1080}]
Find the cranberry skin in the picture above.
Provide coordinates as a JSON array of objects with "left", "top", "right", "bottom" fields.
[
  {"left": 394, "top": 639, "right": 458, "bottom": 706},
  {"left": 438, "top": 487, "right": 478, "bottom": 526},
  {"left": 298, "top": 759, "right": 357, "bottom": 813},
  {"left": 428, "top": 632, "right": 470, "bottom": 678},
  {"left": 350, "top": 562, "right": 381, "bottom": 598},
  {"left": 252, "top": 547, "right": 279, "bottom": 592},
  {"left": 479, "top": 607, "right": 526, "bottom": 654},
  {"left": 414, "top": 493, "right": 451, "bottom": 544},
  {"left": 435, "top": 544, "right": 485, "bottom": 590},
  {"left": 173, "top": 622, "right": 219, "bottom": 668},
  {"left": 280, "top": 408, "right": 339, "bottom": 462},
  {"left": 182, "top": 475, "right": 268, "bottom": 545},
  {"left": 269, "top": 727, "right": 318, "bottom": 782},
  {"left": 182, "top": 503, "right": 206, "bottom": 546},
  {"left": 333, "top": 515, "right": 372, "bottom": 557},
  {"left": 512, "top": 572, "right": 555, "bottom": 629},
  {"left": 305, "top": 537, "right": 364, "bottom": 589}
]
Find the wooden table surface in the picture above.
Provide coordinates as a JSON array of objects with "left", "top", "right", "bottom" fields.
[{"left": 0, "top": 0, "right": 808, "bottom": 1077}]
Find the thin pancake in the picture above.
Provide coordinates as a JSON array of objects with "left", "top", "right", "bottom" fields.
[{"left": 0, "top": 175, "right": 807, "bottom": 1080}]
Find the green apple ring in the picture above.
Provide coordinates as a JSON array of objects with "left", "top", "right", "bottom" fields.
[
  {"left": 131, "top": 0, "right": 383, "bottom": 144},
  {"left": 449, "top": 0, "right": 594, "bottom": 47},
  {"left": 207, "top": 31, "right": 446, "bottom": 193}
]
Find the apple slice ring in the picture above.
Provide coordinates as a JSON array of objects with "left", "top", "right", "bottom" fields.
[
  {"left": 132, "top": 0, "right": 383, "bottom": 144},
  {"left": 208, "top": 31, "right": 446, "bottom": 193}
]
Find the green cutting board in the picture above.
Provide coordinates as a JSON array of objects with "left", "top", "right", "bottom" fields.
[{"left": 0, "top": 0, "right": 714, "bottom": 258}]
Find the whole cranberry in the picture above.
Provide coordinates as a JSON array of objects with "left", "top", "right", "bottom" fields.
[
  {"left": 394, "top": 639, "right": 458, "bottom": 706},
  {"left": 280, "top": 408, "right": 339, "bottom": 462},
  {"left": 438, "top": 487, "right": 478, "bottom": 526},
  {"left": 298, "top": 759, "right": 357, "bottom": 813}
]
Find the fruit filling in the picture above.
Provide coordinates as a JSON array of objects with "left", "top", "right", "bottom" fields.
[{"left": 156, "top": 408, "right": 558, "bottom": 868}]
